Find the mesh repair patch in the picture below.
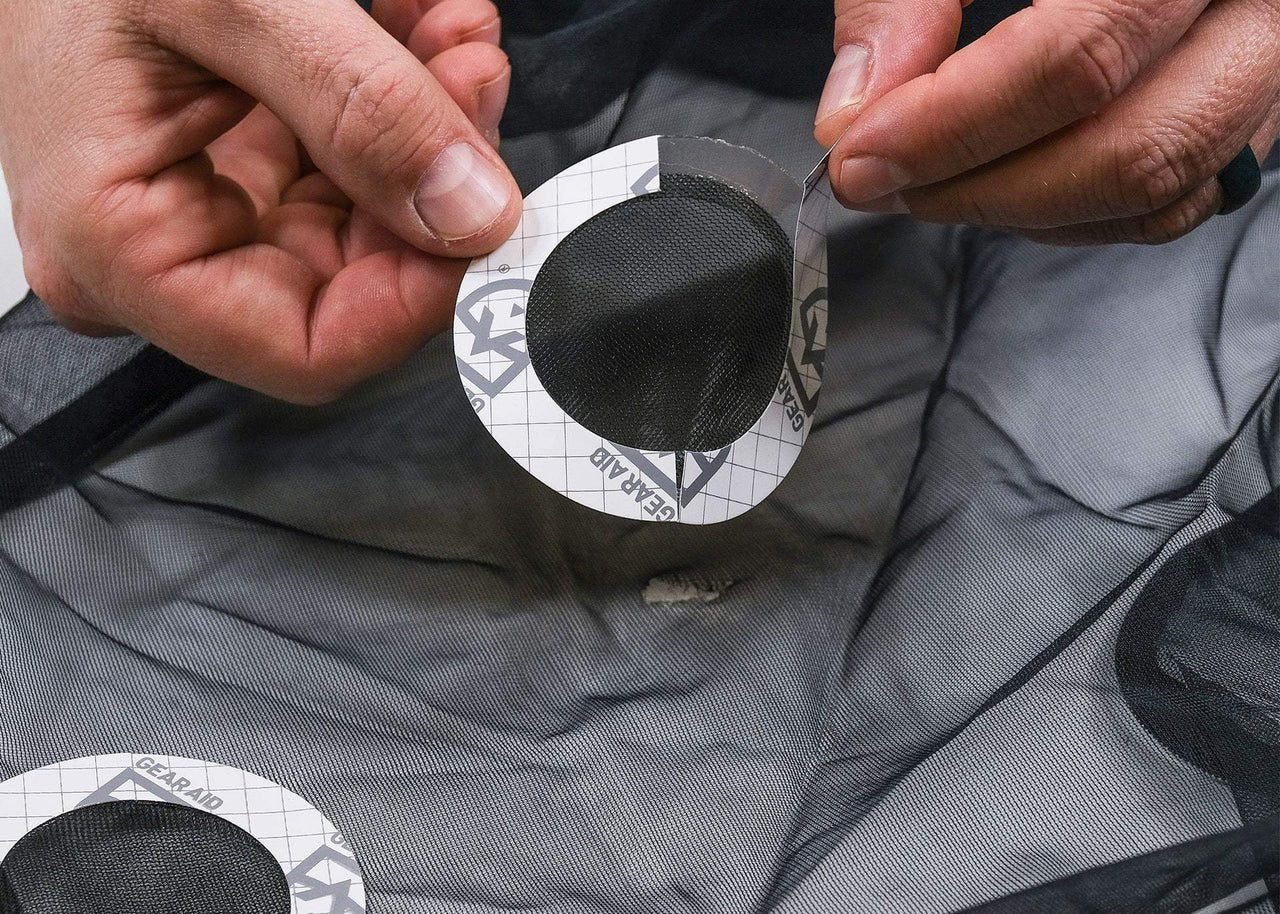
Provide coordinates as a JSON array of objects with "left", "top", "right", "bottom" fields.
[
  {"left": 455, "top": 136, "right": 833, "bottom": 524},
  {"left": 527, "top": 174, "right": 793, "bottom": 453},
  {"left": 0, "top": 754, "right": 365, "bottom": 914},
  {"left": 0, "top": 800, "right": 289, "bottom": 913}
]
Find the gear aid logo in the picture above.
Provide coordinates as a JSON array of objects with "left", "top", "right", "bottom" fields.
[
  {"left": 784, "top": 285, "right": 828, "bottom": 416},
  {"left": 456, "top": 277, "right": 534, "bottom": 407},
  {"left": 615, "top": 446, "right": 732, "bottom": 509},
  {"left": 72, "top": 758, "right": 366, "bottom": 914},
  {"left": 288, "top": 844, "right": 366, "bottom": 914},
  {"left": 76, "top": 760, "right": 224, "bottom": 812},
  {"left": 681, "top": 449, "right": 732, "bottom": 504},
  {"left": 630, "top": 163, "right": 660, "bottom": 196}
]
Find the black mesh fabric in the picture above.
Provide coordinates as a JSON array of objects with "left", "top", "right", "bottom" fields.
[
  {"left": 1, "top": 1, "right": 1279, "bottom": 913},
  {"left": 527, "top": 173, "right": 793, "bottom": 452},
  {"left": 0, "top": 801, "right": 290, "bottom": 913},
  {"left": 959, "top": 817, "right": 1280, "bottom": 913},
  {"left": 1118, "top": 490, "right": 1280, "bottom": 825}
]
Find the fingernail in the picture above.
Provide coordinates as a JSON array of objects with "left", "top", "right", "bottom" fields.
[
  {"left": 816, "top": 44, "right": 871, "bottom": 125},
  {"left": 852, "top": 192, "right": 909, "bottom": 215},
  {"left": 837, "top": 155, "right": 910, "bottom": 204},
  {"left": 414, "top": 142, "right": 512, "bottom": 241},
  {"left": 477, "top": 68, "right": 510, "bottom": 147},
  {"left": 461, "top": 17, "right": 502, "bottom": 46}
]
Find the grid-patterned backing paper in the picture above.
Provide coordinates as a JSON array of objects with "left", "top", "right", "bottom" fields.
[
  {"left": 455, "top": 136, "right": 831, "bottom": 524},
  {"left": 0, "top": 753, "right": 366, "bottom": 914},
  {"left": 682, "top": 158, "right": 832, "bottom": 524}
]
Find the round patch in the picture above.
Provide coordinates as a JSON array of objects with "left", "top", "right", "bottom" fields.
[
  {"left": 527, "top": 173, "right": 793, "bottom": 453},
  {"left": 0, "top": 754, "right": 366, "bottom": 914},
  {"left": 455, "top": 136, "right": 833, "bottom": 524},
  {"left": 1, "top": 800, "right": 289, "bottom": 913},
  {"left": 1116, "top": 491, "right": 1280, "bottom": 818}
]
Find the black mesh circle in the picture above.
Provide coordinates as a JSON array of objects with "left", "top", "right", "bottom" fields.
[
  {"left": 0, "top": 800, "right": 290, "bottom": 914},
  {"left": 1117, "top": 489, "right": 1280, "bottom": 820},
  {"left": 526, "top": 173, "right": 793, "bottom": 453}
]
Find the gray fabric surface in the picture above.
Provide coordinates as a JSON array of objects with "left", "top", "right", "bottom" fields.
[
  {"left": 0, "top": 294, "right": 145, "bottom": 435},
  {"left": 0, "top": 15, "right": 1277, "bottom": 914}
]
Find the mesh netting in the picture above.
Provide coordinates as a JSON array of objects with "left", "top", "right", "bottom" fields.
[
  {"left": 0, "top": 1, "right": 1277, "bottom": 912},
  {"left": 527, "top": 173, "right": 792, "bottom": 452},
  {"left": 0, "top": 801, "right": 289, "bottom": 913}
]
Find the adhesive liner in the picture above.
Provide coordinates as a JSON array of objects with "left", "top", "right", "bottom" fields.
[
  {"left": 455, "top": 136, "right": 833, "bottom": 524},
  {"left": 0, "top": 753, "right": 366, "bottom": 913}
]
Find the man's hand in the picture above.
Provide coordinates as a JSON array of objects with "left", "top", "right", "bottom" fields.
[
  {"left": 0, "top": 0, "right": 519, "bottom": 402},
  {"left": 815, "top": 0, "right": 1280, "bottom": 245}
]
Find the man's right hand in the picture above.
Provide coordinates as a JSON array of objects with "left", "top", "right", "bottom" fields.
[{"left": 815, "top": 0, "right": 1280, "bottom": 245}]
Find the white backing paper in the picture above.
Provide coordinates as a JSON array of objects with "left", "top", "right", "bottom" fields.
[{"left": 455, "top": 136, "right": 831, "bottom": 524}]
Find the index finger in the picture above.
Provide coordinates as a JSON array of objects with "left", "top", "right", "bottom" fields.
[
  {"left": 370, "top": 0, "right": 448, "bottom": 43},
  {"left": 829, "top": 0, "right": 1212, "bottom": 206}
]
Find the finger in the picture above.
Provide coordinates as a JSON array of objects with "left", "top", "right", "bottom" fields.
[
  {"left": 1248, "top": 91, "right": 1280, "bottom": 165},
  {"left": 896, "top": 0, "right": 1280, "bottom": 228},
  {"left": 815, "top": 0, "right": 964, "bottom": 147},
  {"left": 370, "top": 0, "right": 448, "bottom": 44},
  {"left": 282, "top": 172, "right": 352, "bottom": 208},
  {"left": 145, "top": 0, "right": 519, "bottom": 255},
  {"left": 206, "top": 104, "right": 301, "bottom": 215},
  {"left": 264, "top": 41, "right": 510, "bottom": 280},
  {"left": 257, "top": 202, "right": 349, "bottom": 278},
  {"left": 266, "top": 197, "right": 403, "bottom": 269},
  {"left": 326, "top": 41, "right": 511, "bottom": 265},
  {"left": 93, "top": 70, "right": 258, "bottom": 185},
  {"left": 98, "top": 153, "right": 259, "bottom": 285},
  {"left": 274, "top": 41, "right": 506, "bottom": 210},
  {"left": 829, "top": 0, "right": 1213, "bottom": 207},
  {"left": 407, "top": 0, "right": 501, "bottom": 62},
  {"left": 153, "top": 244, "right": 465, "bottom": 403},
  {"left": 426, "top": 42, "right": 511, "bottom": 147},
  {"left": 8, "top": 48, "right": 261, "bottom": 335},
  {"left": 1019, "top": 179, "right": 1223, "bottom": 245},
  {"left": 342, "top": 211, "right": 406, "bottom": 261},
  {"left": 75, "top": 150, "right": 464, "bottom": 402}
]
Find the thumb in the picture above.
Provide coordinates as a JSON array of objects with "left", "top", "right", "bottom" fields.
[
  {"left": 148, "top": 0, "right": 520, "bottom": 256},
  {"left": 815, "top": 0, "right": 966, "bottom": 147}
]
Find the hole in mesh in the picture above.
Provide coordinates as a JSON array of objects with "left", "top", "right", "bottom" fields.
[
  {"left": 0, "top": 800, "right": 290, "bottom": 914},
  {"left": 527, "top": 174, "right": 793, "bottom": 453}
]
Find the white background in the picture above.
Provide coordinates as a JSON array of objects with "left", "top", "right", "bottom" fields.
[{"left": 0, "top": 179, "right": 25, "bottom": 318}]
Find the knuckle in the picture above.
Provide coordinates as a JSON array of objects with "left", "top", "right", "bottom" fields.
[
  {"left": 1117, "top": 128, "right": 1207, "bottom": 214},
  {"left": 834, "top": 0, "right": 895, "bottom": 44},
  {"left": 1132, "top": 188, "right": 1216, "bottom": 245},
  {"left": 1044, "top": 13, "right": 1139, "bottom": 117},
  {"left": 323, "top": 49, "right": 444, "bottom": 175},
  {"left": 835, "top": 0, "right": 959, "bottom": 48}
]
